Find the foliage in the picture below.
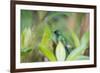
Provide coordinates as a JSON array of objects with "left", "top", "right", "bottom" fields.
[
  {"left": 20, "top": 10, "right": 89, "bottom": 62},
  {"left": 56, "top": 41, "right": 66, "bottom": 61},
  {"left": 67, "top": 32, "right": 89, "bottom": 60},
  {"left": 39, "top": 26, "right": 56, "bottom": 61}
]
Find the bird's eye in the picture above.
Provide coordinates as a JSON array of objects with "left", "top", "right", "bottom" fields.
[
  {"left": 54, "top": 30, "right": 58, "bottom": 34},
  {"left": 54, "top": 30, "right": 60, "bottom": 36}
]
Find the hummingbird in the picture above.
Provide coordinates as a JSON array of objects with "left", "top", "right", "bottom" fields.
[{"left": 52, "top": 30, "right": 72, "bottom": 58}]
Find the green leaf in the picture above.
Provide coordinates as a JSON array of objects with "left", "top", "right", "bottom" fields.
[
  {"left": 21, "top": 28, "right": 32, "bottom": 48},
  {"left": 21, "top": 48, "right": 32, "bottom": 54},
  {"left": 81, "top": 32, "right": 89, "bottom": 49},
  {"left": 21, "top": 27, "right": 36, "bottom": 51},
  {"left": 41, "top": 25, "right": 52, "bottom": 47},
  {"left": 67, "top": 32, "right": 89, "bottom": 61},
  {"left": 71, "top": 31, "right": 80, "bottom": 48},
  {"left": 39, "top": 44, "right": 56, "bottom": 61},
  {"left": 67, "top": 47, "right": 81, "bottom": 60},
  {"left": 21, "top": 30, "right": 25, "bottom": 48},
  {"left": 21, "top": 47, "right": 32, "bottom": 61},
  {"left": 56, "top": 41, "right": 66, "bottom": 61},
  {"left": 39, "top": 25, "right": 56, "bottom": 61},
  {"left": 64, "top": 32, "right": 73, "bottom": 47},
  {"left": 77, "top": 55, "right": 89, "bottom": 60}
]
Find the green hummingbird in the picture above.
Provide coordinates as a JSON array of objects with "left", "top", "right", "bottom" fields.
[{"left": 52, "top": 30, "right": 72, "bottom": 58}]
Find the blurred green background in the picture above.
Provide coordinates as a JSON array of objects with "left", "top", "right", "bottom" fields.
[{"left": 20, "top": 10, "right": 90, "bottom": 63}]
